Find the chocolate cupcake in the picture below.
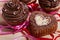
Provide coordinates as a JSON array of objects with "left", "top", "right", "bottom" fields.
[
  {"left": 27, "top": 11, "right": 57, "bottom": 37},
  {"left": 39, "top": 0, "right": 60, "bottom": 12},
  {"left": 2, "top": 1, "right": 29, "bottom": 26}
]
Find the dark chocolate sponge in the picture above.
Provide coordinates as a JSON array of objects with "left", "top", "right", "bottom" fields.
[
  {"left": 39, "top": 0, "right": 60, "bottom": 12},
  {"left": 27, "top": 11, "right": 57, "bottom": 37},
  {"left": 2, "top": 1, "right": 29, "bottom": 26}
]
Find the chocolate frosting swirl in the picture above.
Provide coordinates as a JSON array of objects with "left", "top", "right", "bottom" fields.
[
  {"left": 2, "top": 1, "right": 29, "bottom": 26},
  {"left": 39, "top": 0, "right": 59, "bottom": 8}
]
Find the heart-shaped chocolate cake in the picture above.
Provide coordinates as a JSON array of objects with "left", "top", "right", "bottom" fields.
[{"left": 27, "top": 11, "right": 57, "bottom": 37}]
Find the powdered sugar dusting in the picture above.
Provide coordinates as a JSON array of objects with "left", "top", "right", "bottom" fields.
[{"left": 35, "top": 14, "right": 51, "bottom": 26}]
